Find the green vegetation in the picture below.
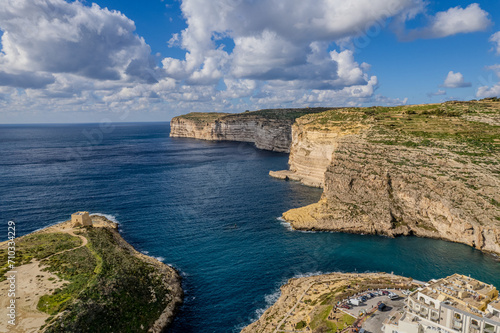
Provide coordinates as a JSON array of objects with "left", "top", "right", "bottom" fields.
[
  {"left": 1, "top": 227, "right": 178, "bottom": 333},
  {"left": 176, "top": 107, "right": 330, "bottom": 123},
  {"left": 309, "top": 305, "right": 333, "bottom": 330},
  {"left": 0, "top": 233, "right": 81, "bottom": 282},
  {"left": 244, "top": 107, "right": 331, "bottom": 120},
  {"left": 174, "top": 112, "right": 230, "bottom": 124},
  {"left": 309, "top": 304, "right": 355, "bottom": 333},
  {"left": 296, "top": 320, "right": 307, "bottom": 329},
  {"left": 38, "top": 245, "right": 97, "bottom": 314},
  {"left": 42, "top": 227, "right": 173, "bottom": 333},
  {"left": 300, "top": 100, "right": 500, "bottom": 156}
]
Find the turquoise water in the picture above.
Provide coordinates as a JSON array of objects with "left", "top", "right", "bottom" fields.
[{"left": 0, "top": 122, "right": 499, "bottom": 332}]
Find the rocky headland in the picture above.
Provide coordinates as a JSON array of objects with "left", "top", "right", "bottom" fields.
[
  {"left": 241, "top": 272, "right": 415, "bottom": 333},
  {"left": 169, "top": 108, "right": 330, "bottom": 152},
  {"left": 172, "top": 100, "right": 500, "bottom": 255},
  {"left": 274, "top": 100, "right": 500, "bottom": 255},
  {"left": 0, "top": 215, "right": 183, "bottom": 333}
]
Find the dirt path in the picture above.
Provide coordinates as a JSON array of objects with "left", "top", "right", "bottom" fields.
[
  {"left": 0, "top": 261, "right": 66, "bottom": 333},
  {"left": 0, "top": 227, "right": 87, "bottom": 332}
]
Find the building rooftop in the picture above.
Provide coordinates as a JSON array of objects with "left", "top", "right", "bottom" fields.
[
  {"left": 383, "top": 310, "right": 404, "bottom": 326},
  {"left": 490, "top": 299, "right": 500, "bottom": 311},
  {"left": 414, "top": 274, "right": 498, "bottom": 314}
]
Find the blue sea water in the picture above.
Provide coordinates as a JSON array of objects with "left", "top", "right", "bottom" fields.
[{"left": 0, "top": 122, "right": 499, "bottom": 332}]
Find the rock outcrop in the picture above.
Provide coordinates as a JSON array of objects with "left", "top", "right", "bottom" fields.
[
  {"left": 169, "top": 108, "right": 329, "bottom": 153},
  {"left": 171, "top": 101, "right": 500, "bottom": 255},
  {"left": 0, "top": 215, "right": 183, "bottom": 333},
  {"left": 241, "top": 272, "right": 414, "bottom": 333},
  {"left": 272, "top": 101, "right": 500, "bottom": 255},
  {"left": 269, "top": 116, "right": 367, "bottom": 187}
]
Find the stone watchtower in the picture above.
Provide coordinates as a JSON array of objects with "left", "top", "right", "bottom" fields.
[{"left": 71, "top": 211, "right": 92, "bottom": 227}]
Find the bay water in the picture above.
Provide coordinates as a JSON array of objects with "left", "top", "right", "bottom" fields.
[{"left": 1, "top": 122, "right": 499, "bottom": 332}]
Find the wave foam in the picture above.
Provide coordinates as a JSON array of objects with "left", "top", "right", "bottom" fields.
[
  {"left": 237, "top": 270, "right": 327, "bottom": 331},
  {"left": 91, "top": 212, "right": 120, "bottom": 224},
  {"left": 290, "top": 271, "right": 325, "bottom": 279},
  {"left": 276, "top": 217, "right": 293, "bottom": 231}
]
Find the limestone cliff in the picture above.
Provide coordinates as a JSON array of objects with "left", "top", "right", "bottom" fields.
[
  {"left": 272, "top": 100, "right": 500, "bottom": 255},
  {"left": 169, "top": 108, "right": 329, "bottom": 153}
]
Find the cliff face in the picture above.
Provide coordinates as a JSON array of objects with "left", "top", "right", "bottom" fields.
[
  {"left": 269, "top": 118, "right": 367, "bottom": 187},
  {"left": 273, "top": 101, "right": 500, "bottom": 255},
  {"left": 170, "top": 108, "right": 330, "bottom": 153},
  {"left": 170, "top": 115, "right": 293, "bottom": 152}
]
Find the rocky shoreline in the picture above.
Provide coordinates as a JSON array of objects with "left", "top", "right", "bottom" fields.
[
  {"left": 172, "top": 101, "right": 500, "bottom": 256},
  {"left": 0, "top": 215, "right": 183, "bottom": 333},
  {"left": 240, "top": 272, "right": 416, "bottom": 333},
  {"left": 273, "top": 102, "right": 500, "bottom": 256},
  {"left": 92, "top": 215, "right": 184, "bottom": 332}
]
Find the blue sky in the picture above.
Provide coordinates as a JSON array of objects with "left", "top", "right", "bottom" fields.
[{"left": 0, "top": 0, "right": 499, "bottom": 123}]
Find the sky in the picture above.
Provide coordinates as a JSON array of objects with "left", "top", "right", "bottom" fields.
[{"left": 0, "top": 0, "right": 499, "bottom": 123}]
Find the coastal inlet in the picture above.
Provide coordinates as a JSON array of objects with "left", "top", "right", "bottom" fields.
[{"left": 0, "top": 121, "right": 498, "bottom": 332}]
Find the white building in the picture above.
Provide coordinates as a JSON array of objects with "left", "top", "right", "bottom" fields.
[{"left": 384, "top": 274, "right": 500, "bottom": 333}]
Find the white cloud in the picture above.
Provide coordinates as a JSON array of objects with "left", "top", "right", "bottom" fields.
[
  {"left": 157, "top": 0, "right": 429, "bottom": 109},
  {"left": 442, "top": 71, "right": 471, "bottom": 88},
  {"left": 0, "top": 0, "right": 491, "bottom": 121},
  {"left": 490, "top": 32, "right": 500, "bottom": 55},
  {"left": 163, "top": 0, "right": 426, "bottom": 87},
  {"left": 476, "top": 84, "right": 500, "bottom": 99},
  {"left": 398, "top": 3, "right": 491, "bottom": 41},
  {"left": 0, "top": 0, "right": 160, "bottom": 86},
  {"left": 0, "top": 70, "right": 55, "bottom": 89}
]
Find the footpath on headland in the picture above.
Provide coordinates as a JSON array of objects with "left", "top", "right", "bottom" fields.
[
  {"left": 241, "top": 272, "right": 500, "bottom": 333},
  {"left": 0, "top": 213, "right": 183, "bottom": 333}
]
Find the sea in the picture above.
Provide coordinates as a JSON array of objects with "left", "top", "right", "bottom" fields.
[{"left": 0, "top": 122, "right": 499, "bottom": 333}]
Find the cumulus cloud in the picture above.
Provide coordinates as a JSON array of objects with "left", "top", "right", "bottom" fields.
[
  {"left": 476, "top": 84, "right": 500, "bottom": 99},
  {"left": 490, "top": 32, "right": 500, "bottom": 55},
  {"left": 0, "top": 0, "right": 492, "bottom": 120},
  {"left": 476, "top": 65, "right": 500, "bottom": 98},
  {"left": 0, "top": 70, "right": 55, "bottom": 89},
  {"left": 397, "top": 3, "right": 491, "bottom": 41},
  {"left": 442, "top": 71, "right": 471, "bottom": 88},
  {"left": 0, "top": 0, "right": 160, "bottom": 87},
  {"left": 162, "top": 0, "right": 426, "bottom": 90}
]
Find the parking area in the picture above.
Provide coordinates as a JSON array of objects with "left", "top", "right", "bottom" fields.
[
  {"left": 361, "top": 297, "right": 405, "bottom": 333},
  {"left": 341, "top": 290, "right": 407, "bottom": 333},
  {"left": 343, "top": 290, "right": 403, "bottom": 317}
]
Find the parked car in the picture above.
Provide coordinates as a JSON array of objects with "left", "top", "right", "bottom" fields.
[
  {"left": 381, "top": 290, "right": 389, "bottom": 295},
  {"left": 361, "top": 296, "right": 367, "bottom": 302},
  {"left": 350, "top": 298, "right": 361, "bottom": 306},
  {"left": 388, "top": 293, "right": 399, "bottom": 300},
  {"left": 378, "top": 302, "right": 387, "bottom": 311}
]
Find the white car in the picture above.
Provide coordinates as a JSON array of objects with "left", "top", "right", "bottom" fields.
[{"left": 388, "top": 293, "right": 399, "bottom": 300}]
